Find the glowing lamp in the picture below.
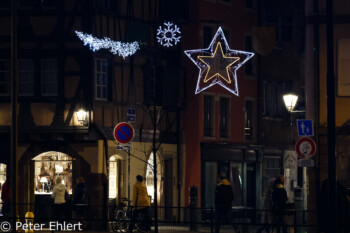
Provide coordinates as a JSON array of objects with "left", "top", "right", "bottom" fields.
[
  {"left": 76, "top": 109, "right": 88, "bottom": 125},
  {"left": 40, "top": 177, "right": 48, "bottom": 183},
  {"left": 283, "top": 94, "right": 299, "bottom": 112}
]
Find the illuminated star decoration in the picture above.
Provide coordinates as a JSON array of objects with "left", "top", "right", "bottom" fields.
[
  {"left": 184, "top": 27, "right": 254, "bottom": 95},
  {"left": 156, "top": 22, "right": 181, "bottom": 47},
  {"left": 75, "top": 31, "right": 140, "bottom": 59}
]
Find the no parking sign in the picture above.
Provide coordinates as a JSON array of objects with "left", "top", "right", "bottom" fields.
[{"left": 113, "top": 122, "right": 135, "bottom": 144}]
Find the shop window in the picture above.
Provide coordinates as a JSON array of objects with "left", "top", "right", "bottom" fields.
[
  {"left": 19, "top": 59, "right": 34, "bottom": 96},
  {"left": 95, "top": 58, "right": 108, "bottom": 100},
  {"left": 0, "top": 163, "right": 6, "bottom": 210},
  {"left": 41, "top": 59, "right": 58, "bottom": 96},
  {"left": 203, "top": 95, "right": 214, "bottom": 137},
  {"left": 146, "top": 153, "right": 155, "bottom": 203},
  {"left": 230, "top": 162, "right": 243, "bottom": 206},
  {"left": 146, "top": 152, "right": 161, "bottom": 204},
  {"left": 203, "top": 161, "right": 243, "bottom": 207},
  {"left": 109, "top": 156, "right": 119, "bottom": 199},
  {"left": 0, "top": 60, "right": 10, "bottom": 96},
  {"left": 33, "top": 151, "right": 72, "bottom": 195},
  {"left": 204, "top": 162, "right": 218, "bottom": 208},
  {"left": 219, "top": 97, "right": 229, "bottom": 138}
]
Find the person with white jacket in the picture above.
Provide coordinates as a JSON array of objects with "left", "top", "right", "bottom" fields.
[{"left": 51, "top": 176, "right": 66, "bottom": 220}]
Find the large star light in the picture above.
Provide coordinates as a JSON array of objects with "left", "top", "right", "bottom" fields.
[{"left": 184, "top": 27, "right": 254, "bottom": 95}]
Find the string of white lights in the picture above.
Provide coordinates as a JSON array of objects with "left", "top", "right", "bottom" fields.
[{"left": 75, "top": 31, "right": 140, "bottom": 59}]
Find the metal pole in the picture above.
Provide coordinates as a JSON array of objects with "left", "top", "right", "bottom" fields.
[
  {"left": 10, "top": 0, "right": 18, "bottom": 231},
  {"left": 128, "top": 148, "right": 130, "bottom": 201},
  {"left": 152, "top": 1, "right": 158, "bottom": 232},
  {"left": 326, "top": 0, "right": 337, "bottom": 232},
  {"left": 152, "top": 60, "right": 158, "bottom": 233}
]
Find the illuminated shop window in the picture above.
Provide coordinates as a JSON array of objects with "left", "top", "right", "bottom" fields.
[
  {"left": 146, "top": 152, "right": 161, "bottom": 204},
  {"left": 0, "top": 164, "right": 7, "bottom": 206},
  {"left": 109, "top": 156, "right": 118, "bottom": 199},
  {"left": 33, "top": 151, "right": 72, "bottom": 195}
]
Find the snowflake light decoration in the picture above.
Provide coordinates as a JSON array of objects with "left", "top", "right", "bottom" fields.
[
  {"left": 156, "top": 22, "right": 181, "bottom": 47},
  {"left": 75, "top": 31, "right": 140, "bottom": 59},
  {"left": 184, "top": 27, "right": 255, "bottom": 95}
]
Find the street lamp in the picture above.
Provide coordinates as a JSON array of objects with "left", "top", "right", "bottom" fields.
[
  {"left": 76, "top": 109, "right": 88, "bottom": 125},
  {"left": 283, "top": 93, "right": 299, "bottom": 112}
]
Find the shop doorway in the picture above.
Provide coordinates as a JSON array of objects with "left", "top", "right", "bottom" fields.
[{"left": 32, "top": 151, "right": 73, "bottom": 221}]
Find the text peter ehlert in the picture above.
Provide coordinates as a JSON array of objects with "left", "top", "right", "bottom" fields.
[{"left": 16, "top": 221, "right": 83, "bottom": 231}]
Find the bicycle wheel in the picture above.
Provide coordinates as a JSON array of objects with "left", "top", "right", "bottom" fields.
[{"left": 113, "top": 210, "right": 129, "bottom": 232}]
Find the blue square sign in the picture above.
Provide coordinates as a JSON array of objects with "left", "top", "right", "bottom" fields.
[{"left": 297, "top": 119, "right": 314, "bottom": 137}]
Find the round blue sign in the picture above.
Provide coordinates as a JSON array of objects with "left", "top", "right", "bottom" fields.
[{"left": 113, "top": 122, "right": 134, "bottom": 144}]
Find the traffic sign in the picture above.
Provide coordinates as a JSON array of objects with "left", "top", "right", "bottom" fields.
[
  {"left": 295, "top": 137, "right": 316, "bottom": 159},
  {"left": 297, "top": 119, "right": 313, "bottom": 137},
  {"left": 116, "top": 143, "right": 131, "bottom": 150},
  {"left": 113, "top": 122, "right": 134, "bottom": 144},
  {"left": 298, "top": 159, "right": 315, "bottom": 167},
  {"left": 127, "top": 108, "right": 136, "bottom": 122}
]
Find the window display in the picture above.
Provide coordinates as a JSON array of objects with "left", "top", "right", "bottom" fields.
[
  {"left": 109, "top": 156, "right": 118, "bottom": 199},
  {"left": 0, "top": 164, "right": 6, "bottom": 205},
  {"left": 33, "top": 151, "right": 72, "bottom": 195}
]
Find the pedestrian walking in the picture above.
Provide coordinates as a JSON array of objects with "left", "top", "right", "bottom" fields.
[
  {"left": 129, "top": 175, "right": 151, "bottom": 233},
  {"left": 215, "top": 174, "right": 234, "bottom": 233},
  {"left": 52, "top": 176, "right": 67, "bottom": 221},
  {"left": 1, "top": 179, "right": 11, "bottom": 218},
  {"left": 271, "top": 175, "right": 289, "bottom": 233}
]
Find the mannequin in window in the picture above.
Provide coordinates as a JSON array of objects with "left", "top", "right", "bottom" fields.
[{"left": 146, "top": 171, "right": 154, "bottom": 186}]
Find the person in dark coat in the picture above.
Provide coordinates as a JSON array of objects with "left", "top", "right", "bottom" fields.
[
  {"left": 271, "top": 175, "right": 289, "bottom": 233},
  {"left": 1, "top": 180, "right": 11, "bottom": 218},
  {"left": 215, "top": 174, "right": 234, "bottom": 233},
  {"left": 73, "top": 177, "right": 88, "bottom": 220}
]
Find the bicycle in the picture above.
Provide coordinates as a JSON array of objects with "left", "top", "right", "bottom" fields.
[{"left": 112, "top": 197, "right": 148, "bottom": 233}]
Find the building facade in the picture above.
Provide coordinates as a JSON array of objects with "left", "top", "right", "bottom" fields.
[
  {"left": 181, "top": 0, "right": 259, "bottom": 209},
  {"left": 0, "top": 0, "right": 183, "bottom": 223}
]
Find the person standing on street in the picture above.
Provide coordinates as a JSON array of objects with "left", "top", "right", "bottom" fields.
[
  {"left": 271, "top": 175, "right": 289, "bottom": 233},
  {"left": 1, "top": 179, "right": 11, "bottom": 218},
  {"left": 129, "top": 175, "right": 151, "bottom": 233},
  {"left": 52, "top": 176, "right": 66, "bottom": 221},
  {"left": 215, "top": 174, "right": 234, "bottom": 233}
]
